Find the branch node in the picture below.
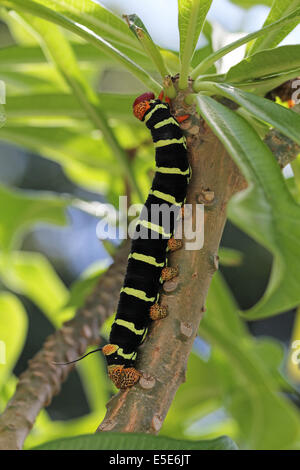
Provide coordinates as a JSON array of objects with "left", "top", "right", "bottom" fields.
[
  {"left": 152, "top": 414, "right": 163, "bottom": 432},
  {"left": 179, "top": 321, "right": 193, "bottom": 339},
  {"left": 163, "top": 276, "right": 179, "bottom": 292},
  {"left": 196, "top": 188, "right": 215, "bottom": 205},
  {"left": 98, "top": 419, "right": 116, "bottom": 432},
  {"left": 210, "top": 254, "right": 219, "bottom": 272},
  {"left": 139, "top": 373, "right": 156, "bottom": 389}
]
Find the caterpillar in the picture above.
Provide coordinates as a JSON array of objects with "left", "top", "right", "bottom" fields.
[{"left": 102, "top": 91, "right": 191, "bottom": 389}]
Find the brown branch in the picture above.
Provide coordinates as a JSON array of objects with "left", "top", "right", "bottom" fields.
[
  {"left": 97, "top": 82, "right": 245, "bottom": 433},
  {"left": 0, "top": 240, "right": 130, "bottom": 450},
  {"left": 97, "top": 83, "right": 300, "bottom": 435}
]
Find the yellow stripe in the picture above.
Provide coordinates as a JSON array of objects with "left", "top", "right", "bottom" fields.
[
  {"left": 149, "top": 189, "right": 181, "bottom": 206},
  {"left": 139, "top": 219, "right": 171, "bottom": 237},
  {"left": 156, "top": 166, "right": 190, "bottom": 176},
  {"left": 117, "top": 348, "right": 136, "bottom": 360},
  {"left": 115, "top": 318, "right": 145, "bottom": 335},
  {"left": 154, "top": 137, "right": 186, "bottom": 148},
  {"left": 144, "top": 103, "right": 166, "bottom": 123},
  {"left": 129, "top": 252, "right": 165, "bottom": 267},
  {"left": 120, "top": 286, "right": 155, "bottom": 302},
  {"left": 154, "top": 117, "right": 179, "bottom": 129}
]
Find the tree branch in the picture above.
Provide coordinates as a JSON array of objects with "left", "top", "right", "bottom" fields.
[
  {"left": 97, "top": 83, "right": 300, "bottom": 435},
  {"left": 0, "top": 240, "right": 130, "bottom": 450},
  {"left": 97, "top": 81, "right": 245, "bottom": 433}
]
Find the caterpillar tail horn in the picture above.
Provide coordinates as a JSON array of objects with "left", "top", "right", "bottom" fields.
[{"left": 53, "top": 347, "right": 103, "bottom": 365}]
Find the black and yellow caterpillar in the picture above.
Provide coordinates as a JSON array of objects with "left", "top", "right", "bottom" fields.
[{"left": 102, "top": 92, "right": 191, "bottom": 389}]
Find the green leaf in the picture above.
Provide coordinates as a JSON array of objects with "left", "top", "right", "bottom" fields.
[
  {"left": 226, "top": 45, "right": 300, "bottom": 85},
  {"left": 0, "top": 124, "right": 133, "bottom": 195},
  {"left": 205, "top": 272, "right": 247, "bottom": 337},
  {"left": 0, "top": 68, "right": 66, "bottom": 93},
  {"left": 124, "top": 14, "right": 170, "bottom": 79},
  {"left": 0, "top": 293, "right": 28, "bottom": 390},
  {"left": 235, "top": 70, "right": 300, "bottom": 97},
  {"left": 219, "top": 247, "right": 243, "bottom": 266},
  {"left": 63, "top": 264, "right": 107, "bottom": 310},
  {"left": 0, "top": 39, "right": 174, "bottom": 76},
  {"left": 5, "top": 92, "right": 136, "bottom": 121},
  {"left": 32, "top": 431, "right": 238, "bottom": 450},
  {"left": 248, "top": 0, "right": 300, "bottom": 55},
  {"left": 229, "top": 0, "right": 273, "bottom": 6},
  {"left": 28, "top": 0, "right": 143, "bottom": 56},
  {"left": 178, "top": 0, "right": 212, "bottom": 88},
  {"left": 0, "top": 184, "right": 68, "bottom": 252},
  {"left": 166, "top": 273, "right": 300, "bottom": 447},
  {"left": 0, "top": 124, "right": 114, "bottom": 169},
  {"left": 15, "top": 13, "right": 143, "bottom": 202},
  {"left": 2, "top": 0, "right": 161, "bottom": 94},
  {"left": 0, "top": 43, "right": 96, "bottom": 68},
  {"left": 195, "top": 82, "right": 300, "bottom": 145},
  {"left": 191, "top": 21, "right": 217, "bottom": 74},
  {"left": 201, "top": 322, "right": 300, "bottom": 449},
  {"left": 191, "top": 7, "right": 300, "bottom": 77},
  {"left": 0, "top": 104, "right": 5, "bottom": 129},
  {"left": 163, "top": 352, "right": 226, "bottom": 439},
  {"left": 195, "top": 94, "right": 300, "bottom": 320},
  {"left": 200, "top": 273, "right": 300, "bottom": 450},
  {"left": 0, "top": 251, "right": 69, "bottom": 327}
]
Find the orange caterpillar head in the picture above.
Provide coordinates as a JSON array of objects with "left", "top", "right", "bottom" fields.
[{"left": 133, "top": 92, "right": 155, "bottom": 120}]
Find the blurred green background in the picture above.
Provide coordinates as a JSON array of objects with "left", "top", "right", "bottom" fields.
[{"left": 1, "top": 0, "right": 300, "bottom": 451}]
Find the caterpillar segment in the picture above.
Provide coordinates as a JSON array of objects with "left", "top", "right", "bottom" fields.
[{"left": 104, "top": 92, "right": 191, "bottom": 389}]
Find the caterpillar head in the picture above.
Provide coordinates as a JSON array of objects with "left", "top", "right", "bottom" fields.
[{"left": 133, "top": 92, "right": 155, "bottom": 120}]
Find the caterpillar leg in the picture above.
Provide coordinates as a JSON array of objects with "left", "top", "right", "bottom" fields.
[
  {"left": 161, "top": 266, "right": 179, "bottom": 281},
  {"left": 168, "top": 237, "right": 183, "bottom": 252},
  {"left": 288, "top": 99, "right": 295, "bottom": 108},
  {"left": 158, "top": 90, "right": 171, "bottom": 104},
  {"left": 108, "top": 365, "right": 141, "bottom": 389},
  {"left": 176, "top": 114, "right": 190, "bottom": 123},
  {"left": 150, "top": 303, "right": 168, "bottom": 321},
  {"left": 119, "top": 367, "right": 141, "bottom": 389}
]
